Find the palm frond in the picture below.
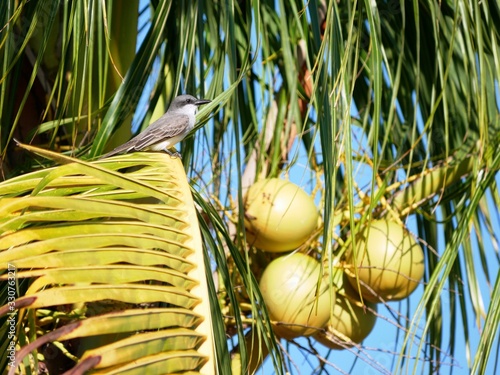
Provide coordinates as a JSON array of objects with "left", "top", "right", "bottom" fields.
[{"left": 0, "top": 146, "right": 217, "bottom": 374}]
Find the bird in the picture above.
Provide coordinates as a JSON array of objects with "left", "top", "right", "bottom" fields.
[{"left": 101, "top": 94, "right": 211, "bottom": 158}]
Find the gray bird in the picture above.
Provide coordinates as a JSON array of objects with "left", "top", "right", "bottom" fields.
[{"left": 101, "top": 94, "right": 211, "bottom": 158}]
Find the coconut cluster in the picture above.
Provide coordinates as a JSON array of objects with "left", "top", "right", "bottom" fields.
[{"left": 244, "top": 178, "right": 425, "bottom": 348}]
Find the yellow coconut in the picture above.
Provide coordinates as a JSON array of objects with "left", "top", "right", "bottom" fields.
[
  {"left": 244, "top": 178, "right": 319, "bottom": 252},
  {"left": 346, "top": 220, "right": 425, "bottom": 303},
  {"left": 314, "top": 273, "right": 377, "bottom": 349},
  {"left": 259, "top": 253, "right": 332, "bottom": 339}
]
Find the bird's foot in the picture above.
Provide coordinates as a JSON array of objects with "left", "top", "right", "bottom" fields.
[{"left": 166, "top": 149, "right": 182, "bottom": 159}]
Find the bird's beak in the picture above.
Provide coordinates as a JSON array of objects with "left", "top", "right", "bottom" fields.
[{"left": 195, "top": 99, "right": 211, "bottom": 106}]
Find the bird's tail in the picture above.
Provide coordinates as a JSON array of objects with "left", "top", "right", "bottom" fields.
[{"left": 99, "top": 142, "right": 134, "bottom": 159}]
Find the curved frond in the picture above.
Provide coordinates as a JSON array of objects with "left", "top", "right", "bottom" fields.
[{"left": 0, "top": 147, "right": 217, "bottom": 374}]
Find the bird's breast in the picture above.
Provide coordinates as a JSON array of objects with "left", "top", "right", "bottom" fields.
[{"left": 147, "top": 133, "right": 188, "bottom": 151}]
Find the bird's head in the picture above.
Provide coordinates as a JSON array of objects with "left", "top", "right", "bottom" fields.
[{"left": 167, "top": 94, "right": 211, "bottom": 116}]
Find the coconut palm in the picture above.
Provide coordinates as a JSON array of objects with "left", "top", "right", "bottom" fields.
[{"left": 1, "top": 0, "right": 499, "bottom": 374}]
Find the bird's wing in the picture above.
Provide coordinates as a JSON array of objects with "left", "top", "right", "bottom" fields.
[
  {"left": 101, "top": 114, "right": 189, "bottom": 157},
  {"left": 129, "top": 114, "right": 190, "bottom": 150}
]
